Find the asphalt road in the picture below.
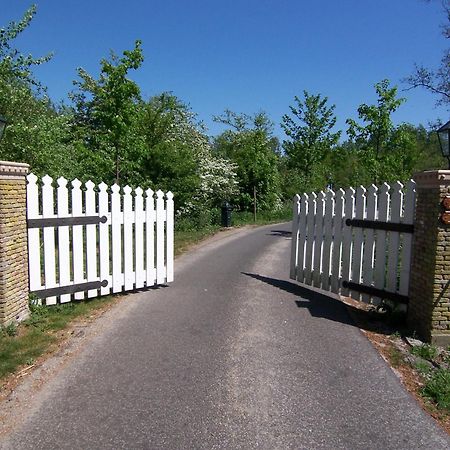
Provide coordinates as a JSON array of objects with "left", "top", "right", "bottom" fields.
[{"left": 2, "top": 223, "right": 450, "bottom": 449}]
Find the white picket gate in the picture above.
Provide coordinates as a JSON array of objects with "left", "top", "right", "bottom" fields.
[
  {"left": 27, "top": 174, "right": 174, "bottom": 305},
  {"left": 290, "top": 181, "right": 416, "bottom": 306}
]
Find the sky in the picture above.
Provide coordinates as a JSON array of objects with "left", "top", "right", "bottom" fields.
[{"left": 2, "top": 0, "right": 449, "bottom": 139}]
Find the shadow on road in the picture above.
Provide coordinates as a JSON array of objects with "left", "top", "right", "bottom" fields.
[
  {"left": 241, "top": 272, "right": 394, "bottom": 334},
  {"left": 267, "top": 230, "right": 292, "bottom": 237}
]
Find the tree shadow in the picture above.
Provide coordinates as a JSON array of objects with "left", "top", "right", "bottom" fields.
[{"left": 241, "top": 272, "right": 396, "bottom": 334}]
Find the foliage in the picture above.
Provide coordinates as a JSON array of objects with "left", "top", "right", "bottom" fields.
[
  {"left": 70, "top": 40, "right": 144, "bottom": 184},
  {"left": 281, "top": 91, "right": 340, "bottom": 193},
  {"left": 422, "top": 369, "right": 450, "bottom": 411},
  {"left": 214, "top": 110, "right": 281, "bottom": 211},
  {"left": 411, "top": 343, "right": 438, "bottom": 360}
]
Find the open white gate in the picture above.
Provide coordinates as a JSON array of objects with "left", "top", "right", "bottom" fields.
[
  {"left": 27, "top": 174, "right": 174, "bottom": 305},
  {"left": 290, "top": 181, "right": 416, "bottom": 306}
]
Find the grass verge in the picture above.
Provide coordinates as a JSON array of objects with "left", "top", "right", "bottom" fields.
[{"left": 0, "top": 296, "right": 116, "bottom": 381}]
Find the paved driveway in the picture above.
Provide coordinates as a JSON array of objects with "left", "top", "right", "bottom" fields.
[{"left": 2, "top": 223, "right": 449, "bottom": 449}]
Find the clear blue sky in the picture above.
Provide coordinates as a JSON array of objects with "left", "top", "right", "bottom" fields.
[{"left": 2, "top": 0, "right": 449, "bottom": 139}]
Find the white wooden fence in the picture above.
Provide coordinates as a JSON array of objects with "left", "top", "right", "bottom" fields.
[
  {"left": 290, "top": 181, "right": 416, "bottom": 305},
  {"left": 27, "top": 174, "right": 174, "bottom": 305}
]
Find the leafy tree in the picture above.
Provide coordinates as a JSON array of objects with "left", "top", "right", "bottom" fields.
[
  {"left": 70, "top": 40, "right": 144, "bottom": 184},
  {"left": 281, "top": 92, "right": 340, "bottom": 192},
  {"left": 405, "top": 0, "right": 449, "bottom": 108},
  {"left": 140, "top": 94, "right": 238, "bottom": 215},
  {"left": 0, "top": 4, "right": 77, "bottom": 178},
  {"left": 213, "top": 110, "right": 281, "bottom": 211},
  {"left": 0, "top": 4, "right": 52, "bottom": 90},
  {"left": 346, "top": 80, "right": 410, "bottom": 183}
]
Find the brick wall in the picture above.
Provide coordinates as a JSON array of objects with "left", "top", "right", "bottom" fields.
[
  {"left": 0, "top": 161, "right": 29, "bottom": 325},
  {"left": 408, "top": 171, "right": 450, "bottom": 345}
]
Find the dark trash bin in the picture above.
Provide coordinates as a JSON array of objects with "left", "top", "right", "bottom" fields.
[{"left": 221, "top": 202, "right": 232, "bottom": 227}]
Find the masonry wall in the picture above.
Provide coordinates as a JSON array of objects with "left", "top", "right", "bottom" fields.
[
  {"left": 408, "top": 171, "right": 450, "bottom": 345},
  {"left": 0, "top": 161, "right": 30, "bottom": 325}
]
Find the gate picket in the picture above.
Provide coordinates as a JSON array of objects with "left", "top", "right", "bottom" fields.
[
  {"left": 135, "top": 187, "right": 145, "bottom": 289},
  {"left": 373, "top": 183, "right": 390, "bottom": 293},
  {"left": 123, "top": 186, "right": 134, "bottom": 292},
  {"left": 57, "top": 177, "right": 71, "bottom": 303},
  {"left": 26, "top": 175, "right": 174, "bottom": 305},
  {"left": 361, "top": 185, "right": 377, "bottom": 302},
  {"left": 386, "top": 182, "right": 403, "bottom": 293},
  {"left": 290, "top": 179, "right": 416, "bottom": 307},
  {"left": 42, "top": 176, "right": 57, "bottom": 305},
  {"left": 321, "top": 190, "right": 334, "bottom": 291},
  {"left": 313, "top": 192, "right": 325, "bottom": 288},
  {"left": 85, "top": 181, "right": 98, "bottom": 298},
  {"left": 98, "top": 182, "right": 110, "bottom": 296},
  {"left": 341, "top": 188, "right": 355, "bottom": 296},
  {"left": 330, "top": 189, "right": 344, "bottom": 294},
  {"left": 72, "top": 179, "right": 84, "bottom": 300},
  {"left": 146, "top": 188, "right": 156, "bottom": 286},
  {"left": 304, "top": 193, "right": 317, "bottom": 286},
  {"left": 27, "top": 174, "right": 41, "bottom": 295},
  {"left": 290, "top": 194, "right": 300, "bottom": 280}
]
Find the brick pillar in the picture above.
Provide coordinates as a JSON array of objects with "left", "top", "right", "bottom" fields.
[
  {"left": 408, "top": 170, "right": 450, "bottom": 345},
  {"left": 0, "top": 161, "right": 30, "bottom": 325}
]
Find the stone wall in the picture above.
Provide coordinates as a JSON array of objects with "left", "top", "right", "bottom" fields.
[
  {"left": 0, "top": 161, "right": 29, "bottom": 325},
  {"left": 408, "top": 171, "right": 450, "bottom": 345}
]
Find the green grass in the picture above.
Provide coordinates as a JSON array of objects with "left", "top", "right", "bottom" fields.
[
  {"left": 0, "top": 296, "right": 115, "bottom": 380},
  {"left": 174, "top": 225, "right": 221, "bottom": 256},
  {"left": 411, "top": 343, "right": 438, "bottom": 361},
  {"left": 422, "top": 369, "right": 450, "bottom": 411}
]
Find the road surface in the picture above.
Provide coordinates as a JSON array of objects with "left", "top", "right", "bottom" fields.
[{"left": 2, "top": 223, "right": 449, "bottom": 449}]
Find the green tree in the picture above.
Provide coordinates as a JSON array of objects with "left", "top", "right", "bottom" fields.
[
  {"left": 70, "top": 40, "right": 144, "bottom": 184},
  {"left": 281, "top": 92, "right": 340, "bottom": 192},
  {"left": 346, "top": 79, "right": 410, "bottom": 183},
  {"left": 213, "top": 110, "right": 281, "bottom": 211},
  {"left": 0, "top": 5, "right": 77, "bottom": 178}
]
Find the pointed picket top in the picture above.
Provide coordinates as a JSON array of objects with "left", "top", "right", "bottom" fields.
[
  {"left": 135, "top": 187, "right": 143, "bottom": 197},
  {"left": 336, "top": 188, "right": 345, "bottom": 199},
  {"left": 166, "top": 191, "right": 173, "bottom": 200},
  {"left": 123, "top": 185, "right": 132, "bottom": 195},
  {"left": 98, "top": 181, "right": 108, "bottom": 192},
  {"left": 356, "top": 185, "right": 367, "bottom": 196},
  {"left": 145, "top": 188, "right": 154, "bottom": 198},
  {"left": 317, "top": 190, "right": 326, "bottom": 201},
  {"left": 367, "top": 184, "right": 378, "bottom": 195},
  {"left": 57, "top": 176, "right": 67, "bottom": 187},
  {"left": 42, "top": 174, "right": 53, "bottom": 186},
  {"left": 325, "top": 188, "right": 335, "bottom": 199},
  {"left": 85, "top": 180, "right": 95, "bottom": 191},
  {"left": 72, "top": 178, "right": 82, "bottom": 189},
  {"left": 391, "top": 180, "right": 404, "bottom": 193},
  {"left": 345, "top": 186, "right": 356, "bottom": 197},
  {"left": 301, "top": 192, "right": 309, "bottom": 202},
  {"left": 406, "top": 179, "right": 416, "bottom": 191},
  {"left": 27, "top": 172, "right": 38, "bottom": 184},
  {"left": 379, "top": 182, "right": 390, "bottom": 193},
  {"left": 156, "top": 189, "right": 164, "bottom": 199},
  {"left": 293, "top": 194, "right": 300, "bottom": 202},
  {"left": 309, "top": 191, "right": 318, "bottom": 200},
  {"left": 111, "top": 183, "right": 120, "bottom": 194}
]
